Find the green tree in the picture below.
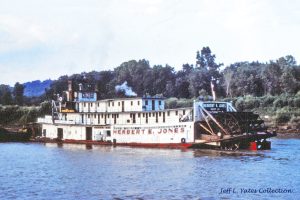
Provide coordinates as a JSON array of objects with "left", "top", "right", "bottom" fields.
[
  {"left": 262, "top": 62, "right": 282, "bottom": 95},
  {"left": 113, "top": 59, "right": 152, "bottom": 96},
  {"left": 13, "top": 82, "right": 25, "bottom": 105},
  {"left": 195, "top": 47, "right": 223, "bottom": 94},
  {"left": 2, "top": 90, "right": 13, "bottom": 105},
  {"left": 222, "top": 62, "right": 265, "bottom": 97},
  {"left": 276, "top": 55, "right": 296, "bottom": 67},
  {"left": 152, "top": 64, "right": 175, "bottom": 97},
  {"left": 175, "top": 64, "right": 193, "bottom": 98},
  {"left": 188, "top": 67, "right": 210, "bottom": 97},
  {"left": 280, "top": 66, "right": 297, "bottom": 94}
]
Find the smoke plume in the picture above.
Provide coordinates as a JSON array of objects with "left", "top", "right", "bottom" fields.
[{"left": 115, "top": 81, "right": 137, "bottom": 96}]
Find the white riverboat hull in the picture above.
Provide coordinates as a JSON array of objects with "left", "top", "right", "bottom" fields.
[{"left": 41, "top": 122, "right": 195, "bottom": 145}]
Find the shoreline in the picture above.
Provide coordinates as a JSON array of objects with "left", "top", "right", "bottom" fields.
[{"left": 275, "top": 132, "right": 300, "bottom": 139}]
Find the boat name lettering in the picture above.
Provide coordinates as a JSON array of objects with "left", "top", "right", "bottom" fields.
[{"left": 113, "top": 127, "right": 185, "bottom": 134}]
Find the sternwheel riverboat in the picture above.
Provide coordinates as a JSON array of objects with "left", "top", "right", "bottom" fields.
[{"left": 37, "top": 81, "right": 276, "bottom": 150}]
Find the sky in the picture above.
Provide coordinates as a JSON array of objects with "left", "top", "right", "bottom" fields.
[{"left": 0, "top": 0, "right": 299, "bottom": 85}]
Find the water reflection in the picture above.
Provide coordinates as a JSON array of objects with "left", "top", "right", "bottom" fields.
[
  {"left": 45, "top": 143, "right": 131, "bottom": 153},
  {"left": 193, "top": 149, "right": 266, "bottom": 158},
  {"left": 45, "top": 143, "right": 94, "bottom": 150},
  {"left": 45, "top": 142, "right": 283, "bottom": 161}
]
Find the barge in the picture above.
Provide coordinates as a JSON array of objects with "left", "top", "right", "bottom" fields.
[
  {"left": 0, "top": 127, "right": 31, "bottom": 142},
  {"left": 37, "top": 81, "right": 276, "bottom": 150}
]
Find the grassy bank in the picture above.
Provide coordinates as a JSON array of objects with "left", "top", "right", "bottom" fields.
[
  {"left": 229, "top": 94, "right": 300, "bottom": 129},
  {"left": 0, "top": 101, "right": 51, "bottom": 126}
]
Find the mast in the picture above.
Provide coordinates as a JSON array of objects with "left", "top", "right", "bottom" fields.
[{"left": 210, "top": 78, "right": 216, "bottom": 101}]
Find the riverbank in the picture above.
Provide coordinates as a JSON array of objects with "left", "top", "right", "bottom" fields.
[
  {"left": 0, "top": 126, "right": 32, "bottom": 142},
  {"left": 275, "top": 129, "right": 300, "bottom": 138}
]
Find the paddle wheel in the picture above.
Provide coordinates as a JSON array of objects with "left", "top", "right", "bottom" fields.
[{"left": 193, "top": 101, "right": 276, "bottom": 150}]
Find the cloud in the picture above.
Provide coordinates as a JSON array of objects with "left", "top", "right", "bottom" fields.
[
  {"left": 0, "top": 0, "right": 300, "bottom": 85},
  {"left": 0, "top": 15, "right": 46, "bottom": 52}
]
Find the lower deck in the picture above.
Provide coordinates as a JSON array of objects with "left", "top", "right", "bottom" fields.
[
  {"left": 39, "top": 121, "right": 276, "bottom": 150},
  {"left": 41, "top": 122, "right": 195, "bottom": 144}
]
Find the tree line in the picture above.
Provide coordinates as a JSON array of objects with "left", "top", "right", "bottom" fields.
[
  {"left": 1, "top": 47, "right": 300, "bottom": 106},
  {"left": 0, "top": 83, "right": 24, "bottom": 105},
  {"left": 45, "top": 47, "right": 300, "bottom": 101}
]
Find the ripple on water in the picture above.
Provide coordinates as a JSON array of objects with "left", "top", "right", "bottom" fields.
[{"left": 0, "top": 140, "right": 299, "bottom": 199}]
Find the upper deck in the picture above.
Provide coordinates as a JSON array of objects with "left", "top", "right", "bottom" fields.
[
  {"left": 75, "top": 96, "right": 165, "bottom": 113},
  {"left": 39, "top": 81, "right": 236, "bottom": 126},
  {"left": 39, "top": 93, "right": 194, "bottom": 126}
]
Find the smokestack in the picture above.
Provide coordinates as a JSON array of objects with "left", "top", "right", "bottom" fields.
[
  {"left": 79, "top": 83, "right": 83, "bottom": 91},
  {"left": 95, "top": 84, "right": 99, "bottom": 92},
  {"left": 68, "top": 80, "right": 73, "bottom": 101}
]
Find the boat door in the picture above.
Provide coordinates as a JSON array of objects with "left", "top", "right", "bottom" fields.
[
  {"left": 122, "top": 101, "right": 124, "bottom": 112},
  {"left": 57, "top": 128, "right": 63, "bottom": 139},
  {"left": 86, "top": 127, "right": 92, "bottom": 140},
  {"left": 152, "top": 100, "right": 155, "bottom": 110}
]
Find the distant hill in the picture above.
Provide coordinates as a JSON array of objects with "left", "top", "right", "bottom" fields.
[{"left": 23, "top": 80, "right": 52, "bottom": 97}]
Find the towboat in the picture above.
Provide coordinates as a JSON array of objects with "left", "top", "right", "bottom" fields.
[{"left": 37, "top": 81, "right": 276, "bottom": 150}]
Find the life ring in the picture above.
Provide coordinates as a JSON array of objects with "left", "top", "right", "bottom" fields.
[{"left": 181, "top": 138, "right": 186, "bottom": 143}]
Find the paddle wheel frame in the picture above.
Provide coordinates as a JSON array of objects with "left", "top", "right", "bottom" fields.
[{"left": 193, "top": 101, "right": 276, "bottom": 150}]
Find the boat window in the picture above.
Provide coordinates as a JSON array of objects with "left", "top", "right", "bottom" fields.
[
  {"left": 112, "top": 102, "right": 114, "bottom": 106},
  {"left": 149, "top": 113, "right": 151, "bottom": 117},
  {"left": 90, "top": 103, "right": 92, "bottom": 107},
  {"left": 183, "top": 110, "right": 185, "bottom": 115},
  {"left": 121, "top": 101, "right": 124, "bottom": 112},
  {"left": 108, "top": 102, "right": 110, "bottom": 107},
  {"left": 107, "top": 130, "right": 111, "bottom": 137},
  {"left": 159, "top": 100, "right": 161, "bottom": 105},
  {"left": 84, "top": 102, "right": 86, "bottom": 107},
  {"left": 175, "top": 111, "right": 178, "bottom": 116},
  {"left": 131, "top": 101, "right": 133, "bottom": 106},
  {"left": 138, "top": 101, "right": 140, "bottom": 105},
  {"left": 159, "top": 112, "right": 161, "bottom": 117},
  {"left": 118, "top": 102, "right": 120, "bottom": 106},
  {"left": 145, "top": 100, "right": 148, "bottom": 105},
  {"left": 132, "top": 113, "right": 136, "bottom": 123},
  {"left": 113, "top": 114, "right": 117, "bottom": 124},
  {"left": 167, "top": 111, "right": 170, "bottom": 116},
  {"left": 138, "top": 113, "right": 141, "bottom": 118}
]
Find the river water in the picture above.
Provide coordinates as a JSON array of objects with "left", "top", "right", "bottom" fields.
[{"left": 0, "top": 138, "right": 299, "bottom": 200}]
